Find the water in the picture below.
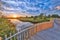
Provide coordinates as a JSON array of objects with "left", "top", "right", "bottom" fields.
[
  {"left": 8, "top": 19, "right": 34, "bottom": 31},
  {"left": 7, "top": 19, "right": 60, "bottom": 40}
]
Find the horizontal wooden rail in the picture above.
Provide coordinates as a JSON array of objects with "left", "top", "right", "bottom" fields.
[{"left": 5, "top": 21, "right": 53, "bottom": 40}]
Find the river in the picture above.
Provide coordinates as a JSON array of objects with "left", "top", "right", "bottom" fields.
[
  {"left": 8, "top": 19, "right": 34, "bottom": 31},
  {"left": 8, "top": 18, "right": 60, "bottom": 32}
]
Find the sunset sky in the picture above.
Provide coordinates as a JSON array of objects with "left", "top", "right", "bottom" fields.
[{"left": 0, "top": 0, "right": 60, "bottom": 16}]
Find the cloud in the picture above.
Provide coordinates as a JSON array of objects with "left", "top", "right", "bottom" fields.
[
  {"left": 4, "top": 7, "right": 20, "bottom": 10},
  {"left": 56, "top": 6, "right": 60, "bottom": 10},
  {"left": 1, "top": 0, "right": 60, "bottom": 16}
]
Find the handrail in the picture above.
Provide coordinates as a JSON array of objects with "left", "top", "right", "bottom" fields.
[
  {"left": 5, "top": 25, "right": 37, "bottom": 40},
  {"left": 5, "top": 21, "right": 53, "bottom": 40}
]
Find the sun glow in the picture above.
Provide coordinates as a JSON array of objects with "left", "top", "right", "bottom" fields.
[{"left": 13, "top": 15, "right": 18, "bottom": 18}]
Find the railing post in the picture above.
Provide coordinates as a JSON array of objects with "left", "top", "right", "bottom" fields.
[
  {"left": 36, "top": 25, "right": 37, "bottom": 33},
  {"left": 10, "top": 33, "right": 12, "bottom": 40},
  {"left": 25, "top": 31, "right": 28, "bottom": 40},
  {"left": 5, "top": 35, "right": 7, "bottom": 40},
  {"left": 33, "top": 25, "right": 37, "bottom": 35},
  {"left": 21, "top": 32, "right": 25, "bottom": 40},
  {"left": 27, "top": 30, "right": 29, "bottom": 40},
  {"left": 17, "top": 30, "right": 21, "bottom": 40},
  {"left": 4, "top": 25, "right": 38, "bottom": 40},
  {"left": 28, "top": 30, "right": 30, "bottom": 40}
]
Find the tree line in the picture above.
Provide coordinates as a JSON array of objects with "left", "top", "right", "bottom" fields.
[{"left": 30, "top": 13, "right": 60, "bottom": 18}]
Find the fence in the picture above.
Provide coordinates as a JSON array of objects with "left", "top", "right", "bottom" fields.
[
  {"left": 5, "top": 25, "right": 37, "bottom": 40},
  {"left": 5, "top": 21, "right": 53, "bottom": 40}
]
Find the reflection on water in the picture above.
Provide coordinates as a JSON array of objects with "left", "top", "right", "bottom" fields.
[
  {"left": 16, "top": 22, "right": 34, "bottom": 31},
  {"left": 8, "top": 19, "right": 23, "bottom": 25},
  {"left": 8, "top": 19, "right": 34, "bottom": 31}
]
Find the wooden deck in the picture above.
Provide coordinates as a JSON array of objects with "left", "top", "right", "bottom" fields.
[{"left": 30, "top": 19, "right": 60, "bottom": 40}]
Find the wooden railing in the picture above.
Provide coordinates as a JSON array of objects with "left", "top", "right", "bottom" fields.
[
  {"left": 5, "top": 25, "right": 37, "bottom": 40},
  {"left": 5, "top": 21, "right": 53, "bottom": 40}
]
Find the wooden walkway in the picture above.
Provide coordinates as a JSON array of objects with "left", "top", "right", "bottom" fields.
[{"left": 30, "top": 19, "right": 60, "bottom": 40}]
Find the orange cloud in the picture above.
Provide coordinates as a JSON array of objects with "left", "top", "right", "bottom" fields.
[{"left": 56, "top": 6, "right": 60, "bottom": 10}]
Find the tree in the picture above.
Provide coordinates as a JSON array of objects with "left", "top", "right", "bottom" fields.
[
  {"left": 39, "top": 13, "right": 44, "bottom": 19},
  {"left": 31, "top": 16, "right": 34, "bottom": 18},
  {"left": 26, "top": 16, "right": 28, "bottom": 18},
  {"left": 51, "top": 14, "right": 60, "bottom": 18},
  {"left": 48, "top": 14, "right": 51, "bottom": 18},
  {"left": 39, "top": 13, "right": 44, "bottom": 17}
]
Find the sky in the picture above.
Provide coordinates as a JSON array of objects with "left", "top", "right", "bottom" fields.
[{"left": 0, "top": 0, "right": 60, "bottom": 16}]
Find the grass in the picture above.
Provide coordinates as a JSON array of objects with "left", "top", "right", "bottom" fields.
[
  {"left": 18, "top": 17, "right": 50, "bottom": 24},
  {"left": 0, "top": 17, "right": 16, "bottom": 39}
]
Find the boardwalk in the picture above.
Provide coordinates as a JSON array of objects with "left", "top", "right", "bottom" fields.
[
  {"left": 30, "top": 19, "right": 60, "bottom": 40},
  {"left": 5, "top": 19, "right": 60, "bottom": 40}
]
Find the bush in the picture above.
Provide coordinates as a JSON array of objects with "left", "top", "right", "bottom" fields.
[{"left": 0, "top": 18, "right": 16, "bottom": 39}]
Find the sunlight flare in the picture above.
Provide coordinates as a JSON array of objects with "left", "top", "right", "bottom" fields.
[{"left": 12, "top": 15, "right": 18, "bottom": 18}]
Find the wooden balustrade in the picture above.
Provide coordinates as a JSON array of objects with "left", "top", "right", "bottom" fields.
[{"left": 4, "top": 21, "right": 53, "bottom": 40}]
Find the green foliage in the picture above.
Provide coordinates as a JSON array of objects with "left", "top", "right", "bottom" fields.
[
  {"left": 0, "top": 18, "right": 16, "bottom": 39},
  {"left": 39, "top": 13, "right": 44, "bottom": 17},
  {"left": 19, "top": 13, "right": 50, "bottom": 24},
  {"left": 19, "top": 13, "right": 60, "bottom": 23},
  {"left": 51, "top": 14, "right": 60, "bottom": 18}
]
